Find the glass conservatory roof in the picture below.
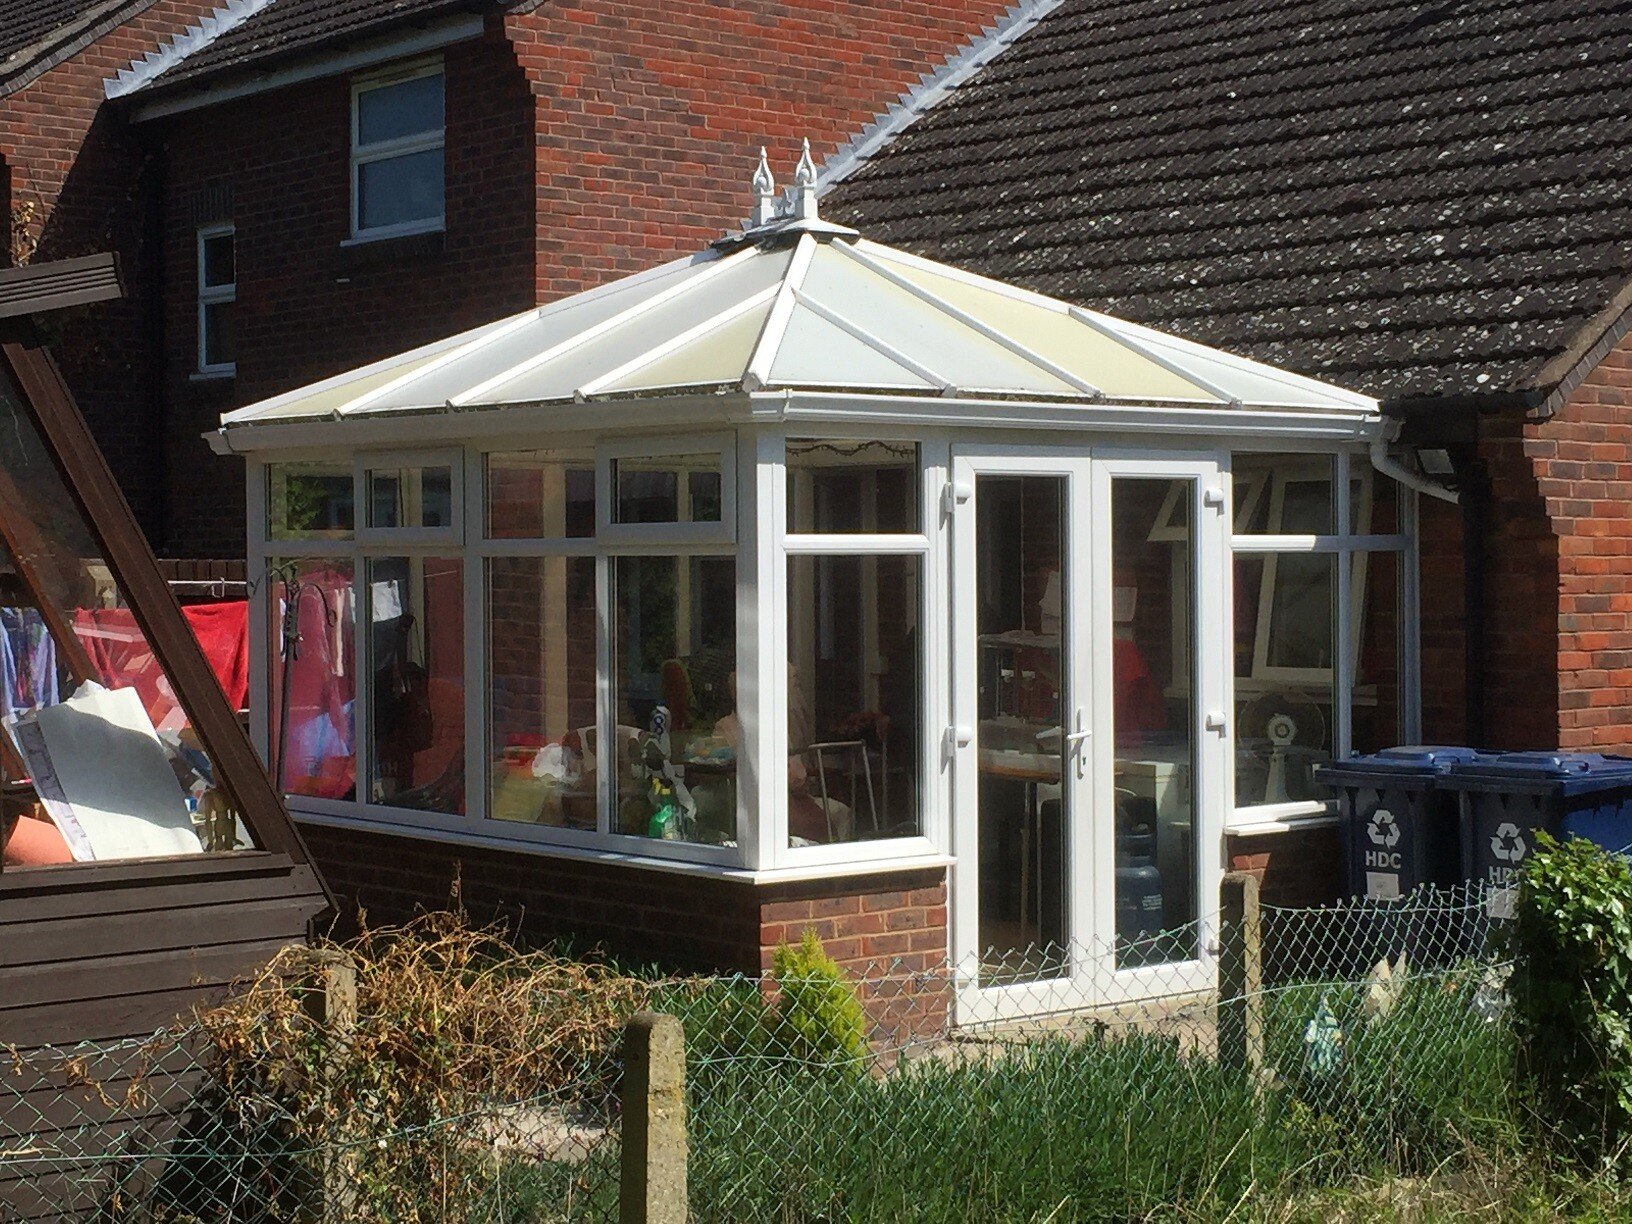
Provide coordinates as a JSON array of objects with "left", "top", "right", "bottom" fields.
[{"left": 222, "top": 208, "right": 1378, "bottom": 432}]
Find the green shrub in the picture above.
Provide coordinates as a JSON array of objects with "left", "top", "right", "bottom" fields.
[
  {"left": 1508, "top": 832, "right": 1632, "bottom": 1166},
  {"left": 769, "top": 928, "right": 870, "bottom": 1071}
]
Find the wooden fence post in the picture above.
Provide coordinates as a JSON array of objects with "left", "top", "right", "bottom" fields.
[
  {"left": 295, "top": 949, "right": 358, "bottom": 1223},
  {"left": 620, "top": 1011, "right": 687, "bottom": 1224},
  {"left": 1217, "top": 871, "right": 1264, "bottom": 1076}
]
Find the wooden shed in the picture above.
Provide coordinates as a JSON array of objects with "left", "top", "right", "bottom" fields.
[{"left": 0, "top": 254, "right": 331, "bottom": 1051}]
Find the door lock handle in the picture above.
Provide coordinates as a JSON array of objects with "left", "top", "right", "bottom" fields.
[
  {"left": 1205, "top": 711, "right": 1228, "bottom": 734},
  {"left": 1063, "top": 728, "right": 1092, "bottom": 746}
]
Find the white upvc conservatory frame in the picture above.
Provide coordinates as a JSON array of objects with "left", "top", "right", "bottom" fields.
[{"left": 239, "top": 389, "right": 1409, "bottom": 883}]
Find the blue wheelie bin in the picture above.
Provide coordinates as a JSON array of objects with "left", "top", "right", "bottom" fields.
[
  {"left": 1440, "top": 752, "right": 1632, "bottom": 892},
  {"left": 1315, "top": 746, "right": 1481, "bottom": 902}
]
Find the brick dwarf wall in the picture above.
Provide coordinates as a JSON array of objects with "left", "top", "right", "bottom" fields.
[
  {"left": 1225, "top": 825, "right": 1342, "bottom": 910},
  {"left": 0, "top": 0, "right": 223, "bottom": 538},
  {"left": 301, "top": 821, "right": 950, "bottom": 1036}
]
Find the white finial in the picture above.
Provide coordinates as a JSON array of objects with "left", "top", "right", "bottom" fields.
[
  {"left": 750, "top": 147, "right": 778, "bottom": 228},
  {"left": 791, "top": 137, "right": 819, "bottom": 221}
]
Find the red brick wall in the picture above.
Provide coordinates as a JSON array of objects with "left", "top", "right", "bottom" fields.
[
  {"left": 504, "top": 0, "right": 1014, "bottom": 302},
  {"left": 1526, "top": 334, "right": 1632, "bottom": 751},
  {"left": 156, "top": 27, "right": 537, "bottom": 556},
  {"left": 0, "top": 1, "right": 222, "bottom": 536},
  {"left": 1226, "top": 825, "right": 1342, "bottom": 909},
  {"left": 302, "top": 819, "right": 948, "bottom": 985}
]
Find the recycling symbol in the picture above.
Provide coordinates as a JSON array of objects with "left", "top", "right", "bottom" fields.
[
  {"left": 1367, "top": 810, "right": 1401, "bottom": 848},
  {"left": 1490, "top": 822, "right": 1527, "bottom": 863}
]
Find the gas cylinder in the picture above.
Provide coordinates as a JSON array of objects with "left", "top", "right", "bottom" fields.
[{"left": 1116, "top": 822, "right": 1166, "bottom": 954}]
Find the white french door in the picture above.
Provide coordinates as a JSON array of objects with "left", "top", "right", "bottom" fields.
[{"left": 950, "top": 447, "right": 1229, "bottom": 1023}]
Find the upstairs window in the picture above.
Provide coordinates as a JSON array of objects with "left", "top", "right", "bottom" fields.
[
  {"left": 351, "top": 61, "right": 445, "bottom": 240},
  {"left": 196, "top": 224, "right": 235, "bottom": 376}
]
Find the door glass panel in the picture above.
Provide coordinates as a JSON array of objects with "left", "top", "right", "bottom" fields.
[
  {"left": 975, "top": 475, "right": 1069, "bottom": 984},
  {"left": 1111, "top": 478, "right": 1199, "bottom": 967}
]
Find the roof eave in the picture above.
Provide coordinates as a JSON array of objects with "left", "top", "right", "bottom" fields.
[{"left": 114, "top": 0, "right": 496, "bottom": 121}]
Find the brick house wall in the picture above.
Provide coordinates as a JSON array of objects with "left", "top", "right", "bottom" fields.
[
  {"left": 147, "top": 0, "right": 1012, "bottom": 555},
  {"left": 0, "top": 0, "right": 222, "bottom": 537},
  {"left": 156, "top": 26, "right": 537, "bottom": 557}
]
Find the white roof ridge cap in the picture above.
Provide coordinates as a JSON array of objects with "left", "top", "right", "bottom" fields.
[{"left": 743, "top": 232, "right": 819, "bottom": 392}]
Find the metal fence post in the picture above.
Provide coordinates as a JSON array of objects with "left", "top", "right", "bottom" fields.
[
  {"left": 620, "top": 1011, "right": 687, "bottom": 1224},
  {"left": 295, "top": 949, "right": 358, "bottom": 1223},
  {"left": 1217, "top": 871, "right": 1264, "bottom": 1076}
]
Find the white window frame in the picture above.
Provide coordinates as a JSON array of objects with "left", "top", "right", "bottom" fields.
[
  {"left": 349, "top": 58, "right": 445, "bottom": 243},
  {"left": 196, "top": 223, "right": 235, "bottom": 377},
  {"left": 1227, "top": 449, "right": 1419, "bottom": 829},
  {"left": 356, "top": 448, "right": 464, "bottom": 546},
  {"left": 775, "top": 428, "right": 942, "bottom": 871},
  {"left": 596, "top": 433, "right": 737, "bottom": 547}
]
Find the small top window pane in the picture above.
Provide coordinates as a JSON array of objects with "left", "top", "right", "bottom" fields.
[
  {"left": 787, "top": 440, "right": 919, "bottom": 534},
  {"left": 269, "top": 461, "right": 354, "bottom": 539},
  {"left": 356, "top": 71, "right": 444, "bottom": 147},
  {"left": 614, "top": 454, "right": 721, "bottom": 525},
  {"left": 201, "top": 233, "right": 234, "bottom": 288},
  {"left": 486, "top": 449, "right": 594, "bottom": 538},
  {"left": 368, "top": 465, "right": 453, "bottom": 530},
  {"left": 1233, "top": 454, "right": 1333, "bottom": 536}
]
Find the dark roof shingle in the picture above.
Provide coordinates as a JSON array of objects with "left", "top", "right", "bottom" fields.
[
  {"left": 139, "top": 0, "right": 480, "bottom": 94},
  {"left": 827, "top": 0, "right": 1632, "bottom": 404}
]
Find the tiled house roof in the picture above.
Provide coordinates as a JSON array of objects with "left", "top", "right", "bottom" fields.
[
  {"left": 825, "top": 0, "right": 1632, "bottom": 408},
  {"left": 0, "top": 0, "right": 152, "bottom": 89}
]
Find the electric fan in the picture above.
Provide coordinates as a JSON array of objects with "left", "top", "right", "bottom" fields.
[{"left": 1238, "top": 690, "right": 1329, "bottom": 804}]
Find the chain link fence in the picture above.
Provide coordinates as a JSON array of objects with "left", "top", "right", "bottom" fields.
[{"left": 3, "top": 881, "right": 1517, "bottom": 1222}]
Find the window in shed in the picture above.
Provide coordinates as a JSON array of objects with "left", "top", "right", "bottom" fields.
[
  {"left": 351, "top": 61, "right": 445, "bottom": 239},
  {"left": 0, "top": 371, "right": 256, "bottom": 867}
]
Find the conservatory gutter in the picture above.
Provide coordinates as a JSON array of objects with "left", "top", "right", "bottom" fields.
[{"left": 208, "top": 389, "right": 1389, "bottom": 454}]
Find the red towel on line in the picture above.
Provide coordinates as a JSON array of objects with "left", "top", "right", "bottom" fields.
[{"left": 71, "top": 601, "right": 250, "bottom": 727}]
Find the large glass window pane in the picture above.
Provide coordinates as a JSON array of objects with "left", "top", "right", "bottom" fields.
[
  {"left": 269, "top": 559, "right": 356, "bottom": 802},
  {"left": 367, "top": 464, "right": 452, "bottom": 530},
  {"left": 202, "top": 300, "right": 235, "bottom": 368},
  {"left": 486, "top": 449, "right": 593, "bottom": 539},
  {"left": 612, "top": 555, "right": 735, "bottom": 844},
  {"left": 1232, "top": 454, "right": 1334, "bottom": 536},
  {"left": 613, "top": 455, "right": 722, "bottom": 525},
  {"left": 356, "top": 72, "right": 443, "bottom": 146},
  {"left": 1111, "top": 479, "right": 1198, "bottom": 967},
  {"left": 268, "top": 461, "right": 354, "bottom": 539},
  {"left": 1234, "top": 551, "right": 1335, "bottom": 806},
  {"left": 0, "top": 379, "right": 254, "bottom": 866},
  {"left": 357, "top": 147, "right": 444, "bottom": 231},
  {"left": 200, "top": 232, "right": 235, "bottom": 287},
  {"left": 487, "top": 555, "right": 598, "bottom": 828},
  {"left": 786, "top": 440, "right": 919, "bottom": 533},
  {"left": 1353, "top": 550, "right": 1402, "bottom": 755},
  {"left": 975, "top": 475, "right": 1069, "bottom": 984},
  {"left": 366, "top": 556, "right": 464, "bottom": 812},
  {"left": 786, "top": 554, "right": 920, "bottom": 846}
]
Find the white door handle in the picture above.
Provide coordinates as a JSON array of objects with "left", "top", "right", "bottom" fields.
[
  {"left": 1205, "top": 711, "right": 1227, "bottom": 734},
  {"left": 946, "top": 724, "right": 973, "bottom": 749}
]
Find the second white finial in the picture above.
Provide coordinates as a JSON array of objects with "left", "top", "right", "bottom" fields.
[
  {"left": 751, "top": 147, "right": 778, "bottom": 228},
  {"left": 791, "top": 137, "right": 819, "bottom": 221}
]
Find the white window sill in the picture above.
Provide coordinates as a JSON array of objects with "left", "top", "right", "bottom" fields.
[
  {"left": 191, "top": 367, "right": 236, "bottom": 382},
  {"left": 1226, "top": 811, "right": 1340, "bottom": 837},
  {"left": 289, "top": 802, "right": 953, "bottom": 884},
  {"left": 340, "top": 221, "right": 445, "bottom": 248}
]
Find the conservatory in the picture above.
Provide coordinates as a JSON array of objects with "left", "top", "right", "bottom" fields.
[{"left": 215, "top": 153, "right": 1422, "bottom": 1013}]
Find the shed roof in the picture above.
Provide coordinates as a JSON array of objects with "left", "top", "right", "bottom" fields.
[
  {"left": 823, "top": 0, "right": 1632, "bottom": 410},
  {"left": 221, "top": 218, "right": 1377, "bottom": 431}
]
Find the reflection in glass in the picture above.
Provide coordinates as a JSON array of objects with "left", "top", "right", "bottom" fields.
[
  {"left": 1111, "top": 479, "right": 1197, "bottom": 967},
  {"left": 786, "top": 554, "right": 920, "bottom": 845},
  {"left": 786, "top": 440, "right": 919, "bottom": 533},
  {"left": 974, "top": 475, "right": 1068, "bottom": 984},
  {"left": 1233, "top": 551, "right": 1335, "bottom": 806},
  {"left": 1352, "top": 550, "right": 1401, "bottom": 755},
  {"left": 613, "top": 455, "right": 721, "bottom": 525},
  {"left": 270, "top": 558, "right": 356, "bottom": 802},
  {"left": 1232, "top": 454, "right": 1333, "bottom": 535},
  {"left": 487, "top": 556, "right": 598, "bottom": 828},
  {"left": 612, "top": 555, "right": 736, "bottom": 844},
  {"left": 367, "top": 556, "right": 464, "bottom": 812},
  {"left": 268, "top": 461, "right": 354, "bottom": 539},
  {"left": 0, "top": 377, "right": 252, "bottom": 867},
  {"left": 486, "top": 449, "right": 593, "bottom": 538},
  {"left": 368, "top": 465, "right": 452, "bottom": 529}
]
